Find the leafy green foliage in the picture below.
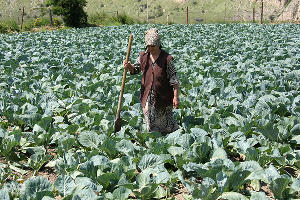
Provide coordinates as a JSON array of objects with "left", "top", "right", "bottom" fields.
[
  {"left": 20, "top": 176, "right": 53, "bottom": 199},
  {"left": 0, "top": 129, "right": 21, "bottom": 159},
  {"left": 88, "top": 12, "right": 141, "bottom": 26},
  {"left": 0, "top": 24, "right": 300, "bottom": 199},
  {"left": 0, "top": 189, "right": 10, "bottom": 200},
  {"left": 0, "top": 164, "right": 12, "bottom": 187},
  {"left": 0, "top": 20, "right": 20, "bottom": 33},
  {"left": 54, "top": 175, "right": 76, "bottom": 197},
  {"left": 46, "top": 0, "right": 88, "bottom": 27}
]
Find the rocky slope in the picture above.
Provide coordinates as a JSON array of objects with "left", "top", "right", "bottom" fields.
[
  {"left": 260, "top": 0, "right": 300, "bottom": 22},
  {"left": 173, "top": 0, "right": 300, "bottom": 22},
  {"left": 0, "top": 0, "right": 299, "bottom": 23}
]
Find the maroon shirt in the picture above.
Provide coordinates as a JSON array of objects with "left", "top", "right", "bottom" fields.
[{"left": 138, "top": 50, "right": 174, "bottom": 108}]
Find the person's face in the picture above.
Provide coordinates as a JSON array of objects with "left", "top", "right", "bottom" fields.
[{"left": 147, "top": 45, "right": 160, "bottom": 54}]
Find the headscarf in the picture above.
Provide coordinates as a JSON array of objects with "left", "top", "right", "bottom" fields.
[{"left": 145, "top": 28, "right": 161, "bottom": 46}]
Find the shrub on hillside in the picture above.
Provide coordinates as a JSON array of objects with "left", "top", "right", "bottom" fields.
[
  {"left": 0, "top": 23, "right": 8, "bottom": 34},
  {"left": 0, "top": 20, "right": 20, "bottom": 33},
  {"left": 33, "top": 18, "right": 51, "bottom": 28},
  {"left": 111, "top": 14, "right": 136, "bottom": 25},
  {"left": 88, "top": 12, "right": 109, "bottom": 25},
  {"left": 53, "top": 17, "right": 62, "bottom": 26},
  {"left": 46, "top": 0, "right": 88, "bottom": 27},
  {"left": 7, "top": 20, "right": 19, "bottom": 32},
  {"left": 23, "top": 21, "right": 34, "bottom": 31},
  {"left": 88, "top": 12, "right": 142, "bottom": 26}
]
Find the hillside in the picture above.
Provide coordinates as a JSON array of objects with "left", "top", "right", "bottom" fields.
[{"left": 0, "top": 0, "right": 299, "bottom": 24}]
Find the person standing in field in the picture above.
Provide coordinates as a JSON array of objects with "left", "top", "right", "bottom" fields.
[{"left": 123, "top": 28, "right": 180, "bottom": 135}]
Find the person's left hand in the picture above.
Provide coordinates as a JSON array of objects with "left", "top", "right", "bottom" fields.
[{"left": 173, "top": 96, "right": 179, "bottom": 109}]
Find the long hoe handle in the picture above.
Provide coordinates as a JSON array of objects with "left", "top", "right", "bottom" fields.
[{"left": 114, "top": 35, "right": 133, "bottom": 132}]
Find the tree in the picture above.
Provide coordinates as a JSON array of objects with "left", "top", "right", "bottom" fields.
[{"left": 46, "top": 0, "right": 87, "bottom": 27}]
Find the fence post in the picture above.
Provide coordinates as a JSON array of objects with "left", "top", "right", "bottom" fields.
[
  {"left": 224, "top": 1, "right": 226, "bottom": 23},
  {"left": 146, "top": 0, "right": 149, "bottom": 22},
  {"left": 252, "top": 0, "right": 257, "bottom": 23},
  {"left": 253, "top": 6, "right": 255, "bottom": 23},
  {"left": 21, "top": 7, "right": 25, "bottom": 30},
  {"left": 280, "top": 0, "right": 283, "bottom": 22},
  {"left": 260, "top": 0, "right": 263, "bottom": 24},
  {"left": 186, "top": 6, "right": 189, "bottom": 24},
  {"left": 167, "top": 14, "right": 169, "bottom": 25},
  {"left": 49, "top": 7, "right": 53, "bottom": 26}
]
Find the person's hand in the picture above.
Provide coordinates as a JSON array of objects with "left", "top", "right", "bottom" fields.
[
  {"left": 173, "top": 96, "right": 179, "bottom": 109},
  {"left": 123, "top": 60, "right": 131, "bottom": 70}
]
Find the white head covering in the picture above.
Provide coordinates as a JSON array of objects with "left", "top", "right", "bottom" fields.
[{"left": 145, "top": 28, "right": 161, "bottom": 46}]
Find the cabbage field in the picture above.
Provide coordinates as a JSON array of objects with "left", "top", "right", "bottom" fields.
[{"left": 0, "top": 24, "right": 300, "bottom": 200}]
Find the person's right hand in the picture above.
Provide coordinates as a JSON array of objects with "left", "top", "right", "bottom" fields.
[{"left": 123, "top": 60, "right": 131, "bottom": 70}]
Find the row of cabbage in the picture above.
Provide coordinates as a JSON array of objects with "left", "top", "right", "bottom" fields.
[{"left": 0, "top": 24, "right": 299, "bottom": 199}]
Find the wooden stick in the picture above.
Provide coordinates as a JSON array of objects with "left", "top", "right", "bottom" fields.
[{"left": 116, "top": 35, "right": 133, "bottom": 120}]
